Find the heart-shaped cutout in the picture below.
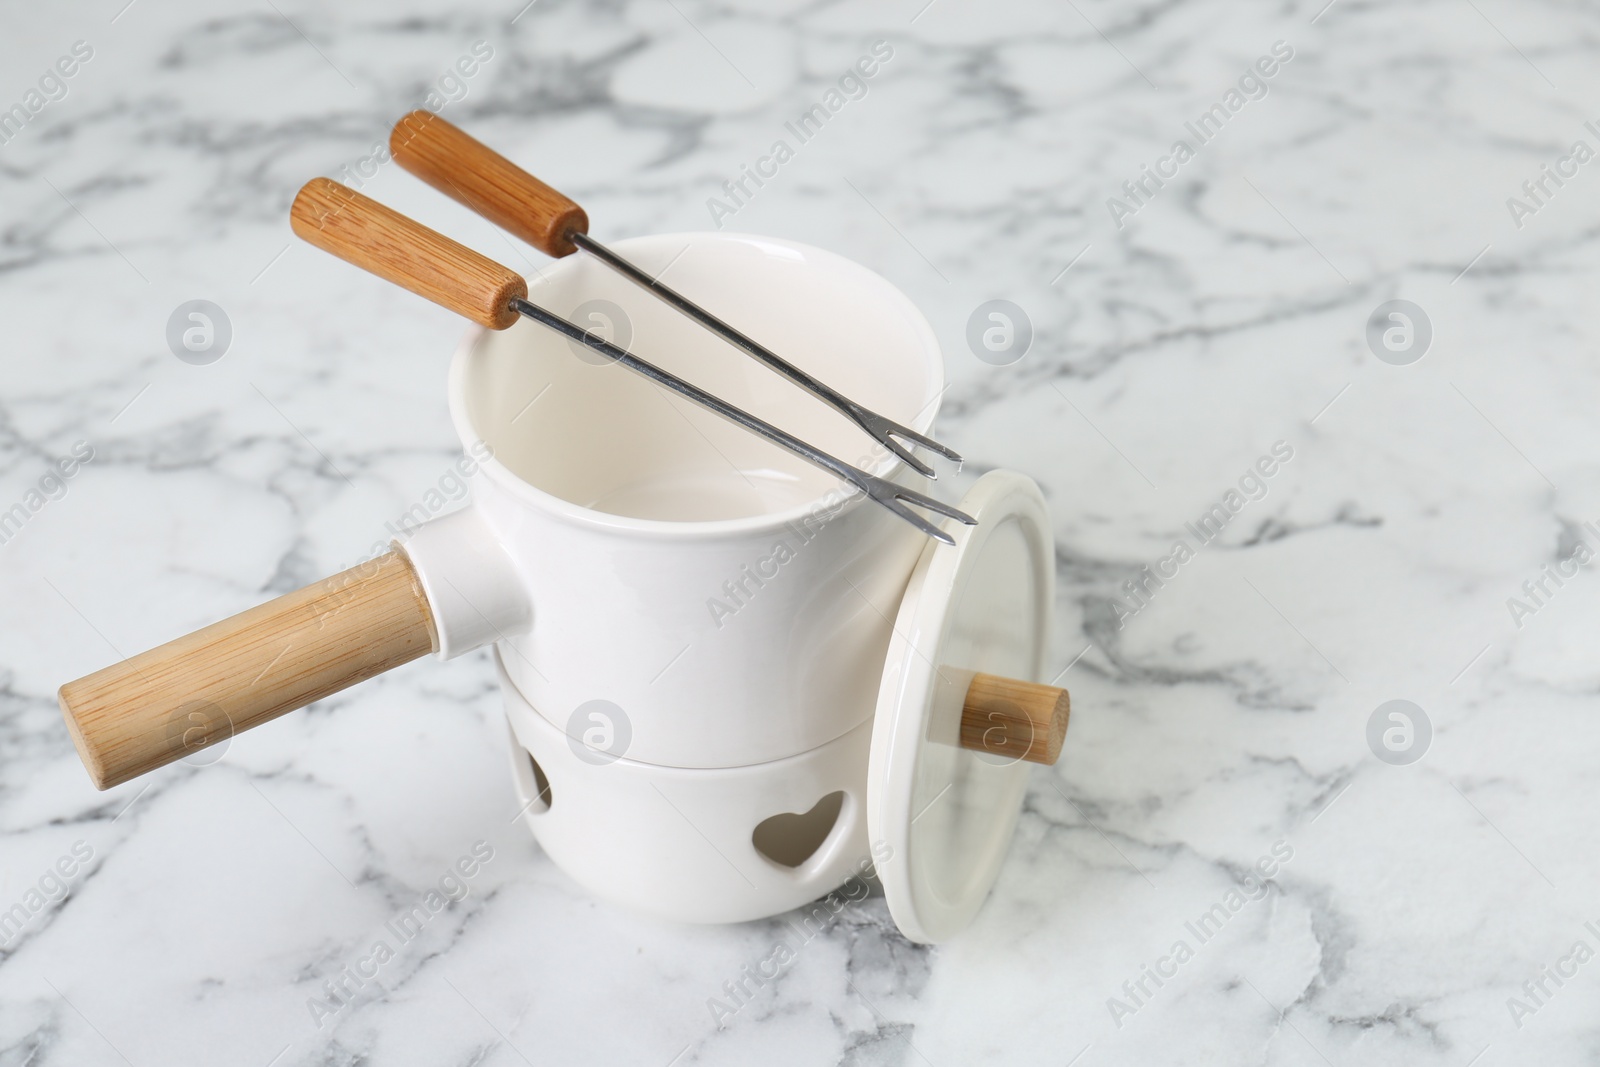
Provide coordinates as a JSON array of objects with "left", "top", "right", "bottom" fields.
[{"left": 752, "top": 791, "right": 846, "bottom": 869}]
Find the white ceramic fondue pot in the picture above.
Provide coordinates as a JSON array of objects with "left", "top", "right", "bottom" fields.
[{"left": 58, "top": 231, "right": 1069, "bottom": 943}]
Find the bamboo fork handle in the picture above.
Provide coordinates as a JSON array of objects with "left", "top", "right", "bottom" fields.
[
  {"left": 389, "top": 110, "right": 589, "bottom": 258},
  {"left": 58, "top": 551, "right": 437, "bottom": 790},
  {"left": 290, "top": 176, "right": 527, "bottom": 330}
]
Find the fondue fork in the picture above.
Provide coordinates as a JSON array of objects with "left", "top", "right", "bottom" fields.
[
  {"left": 384, "top": 111, "right": 962, "bottom": 481},
  {"left": 289, "top": 178, "right": 975, "bottom": 544}
]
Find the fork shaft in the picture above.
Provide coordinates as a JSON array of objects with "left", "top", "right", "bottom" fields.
[
  {"left": 568, "top": 232, "right": 961, "bottom": 470},
  {"left": 569, "top": 233, "right": 853, "bottom": 421},
  {"left": 509, "top": 297, "right": 967, "bottom": 544},
  {"left": 512, "top": 298, "right": 851, "bottom": 479}
]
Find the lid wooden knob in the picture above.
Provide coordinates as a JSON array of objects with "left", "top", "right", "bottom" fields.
[{"left": 958, "top": 672, "right": 1069, "bottom": 765}]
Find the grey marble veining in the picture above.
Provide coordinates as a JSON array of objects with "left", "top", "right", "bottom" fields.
[{"left": 4, "top": 0, "right": 1600, "bottom": 1063}]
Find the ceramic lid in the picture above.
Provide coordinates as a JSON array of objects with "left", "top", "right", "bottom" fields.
[{"left": 868, "top": 470, "right": 1055, "bottom": 944}]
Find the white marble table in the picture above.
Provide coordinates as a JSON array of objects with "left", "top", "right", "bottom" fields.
[{"left": 3, "top": 0, "right": 1599, "bottom": 1063}]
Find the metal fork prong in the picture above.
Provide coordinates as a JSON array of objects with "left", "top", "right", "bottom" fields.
[
  {"left": 877, "top": 492, "right": 956, "bottom": 546},
  {"left": 884, "top": 420, "right": 963, "bottom": 462},
  {"left": 893, "top": 484, "right": 978, "bottom": 526},
  {"left": 879, "top": 433, "right": 938, "bottom": 479},
  {"left": 854, "top": 406, "right": 962, "bottom": 468}
]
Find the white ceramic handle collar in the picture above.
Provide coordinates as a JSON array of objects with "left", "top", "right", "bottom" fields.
[{"left": 399, "top": 507, "right": 532, "bottom": 659}]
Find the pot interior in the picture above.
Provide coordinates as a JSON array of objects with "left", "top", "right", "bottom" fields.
[{"left": 458, "top": 233, "right": 942, "bottom": 524}]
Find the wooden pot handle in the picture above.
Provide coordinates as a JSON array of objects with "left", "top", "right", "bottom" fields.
[
  {"left": 389, "top": 110, "right": 589, "bottom": 258},
  {"left": 958, "top": 673, "right": 1070, "bottom": 765},
  {"left": 290, "top": 176, "right": 526, "bottom": 330},
  {"left": 58, "top": 551, "right": 437, "bottom": 790}
]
